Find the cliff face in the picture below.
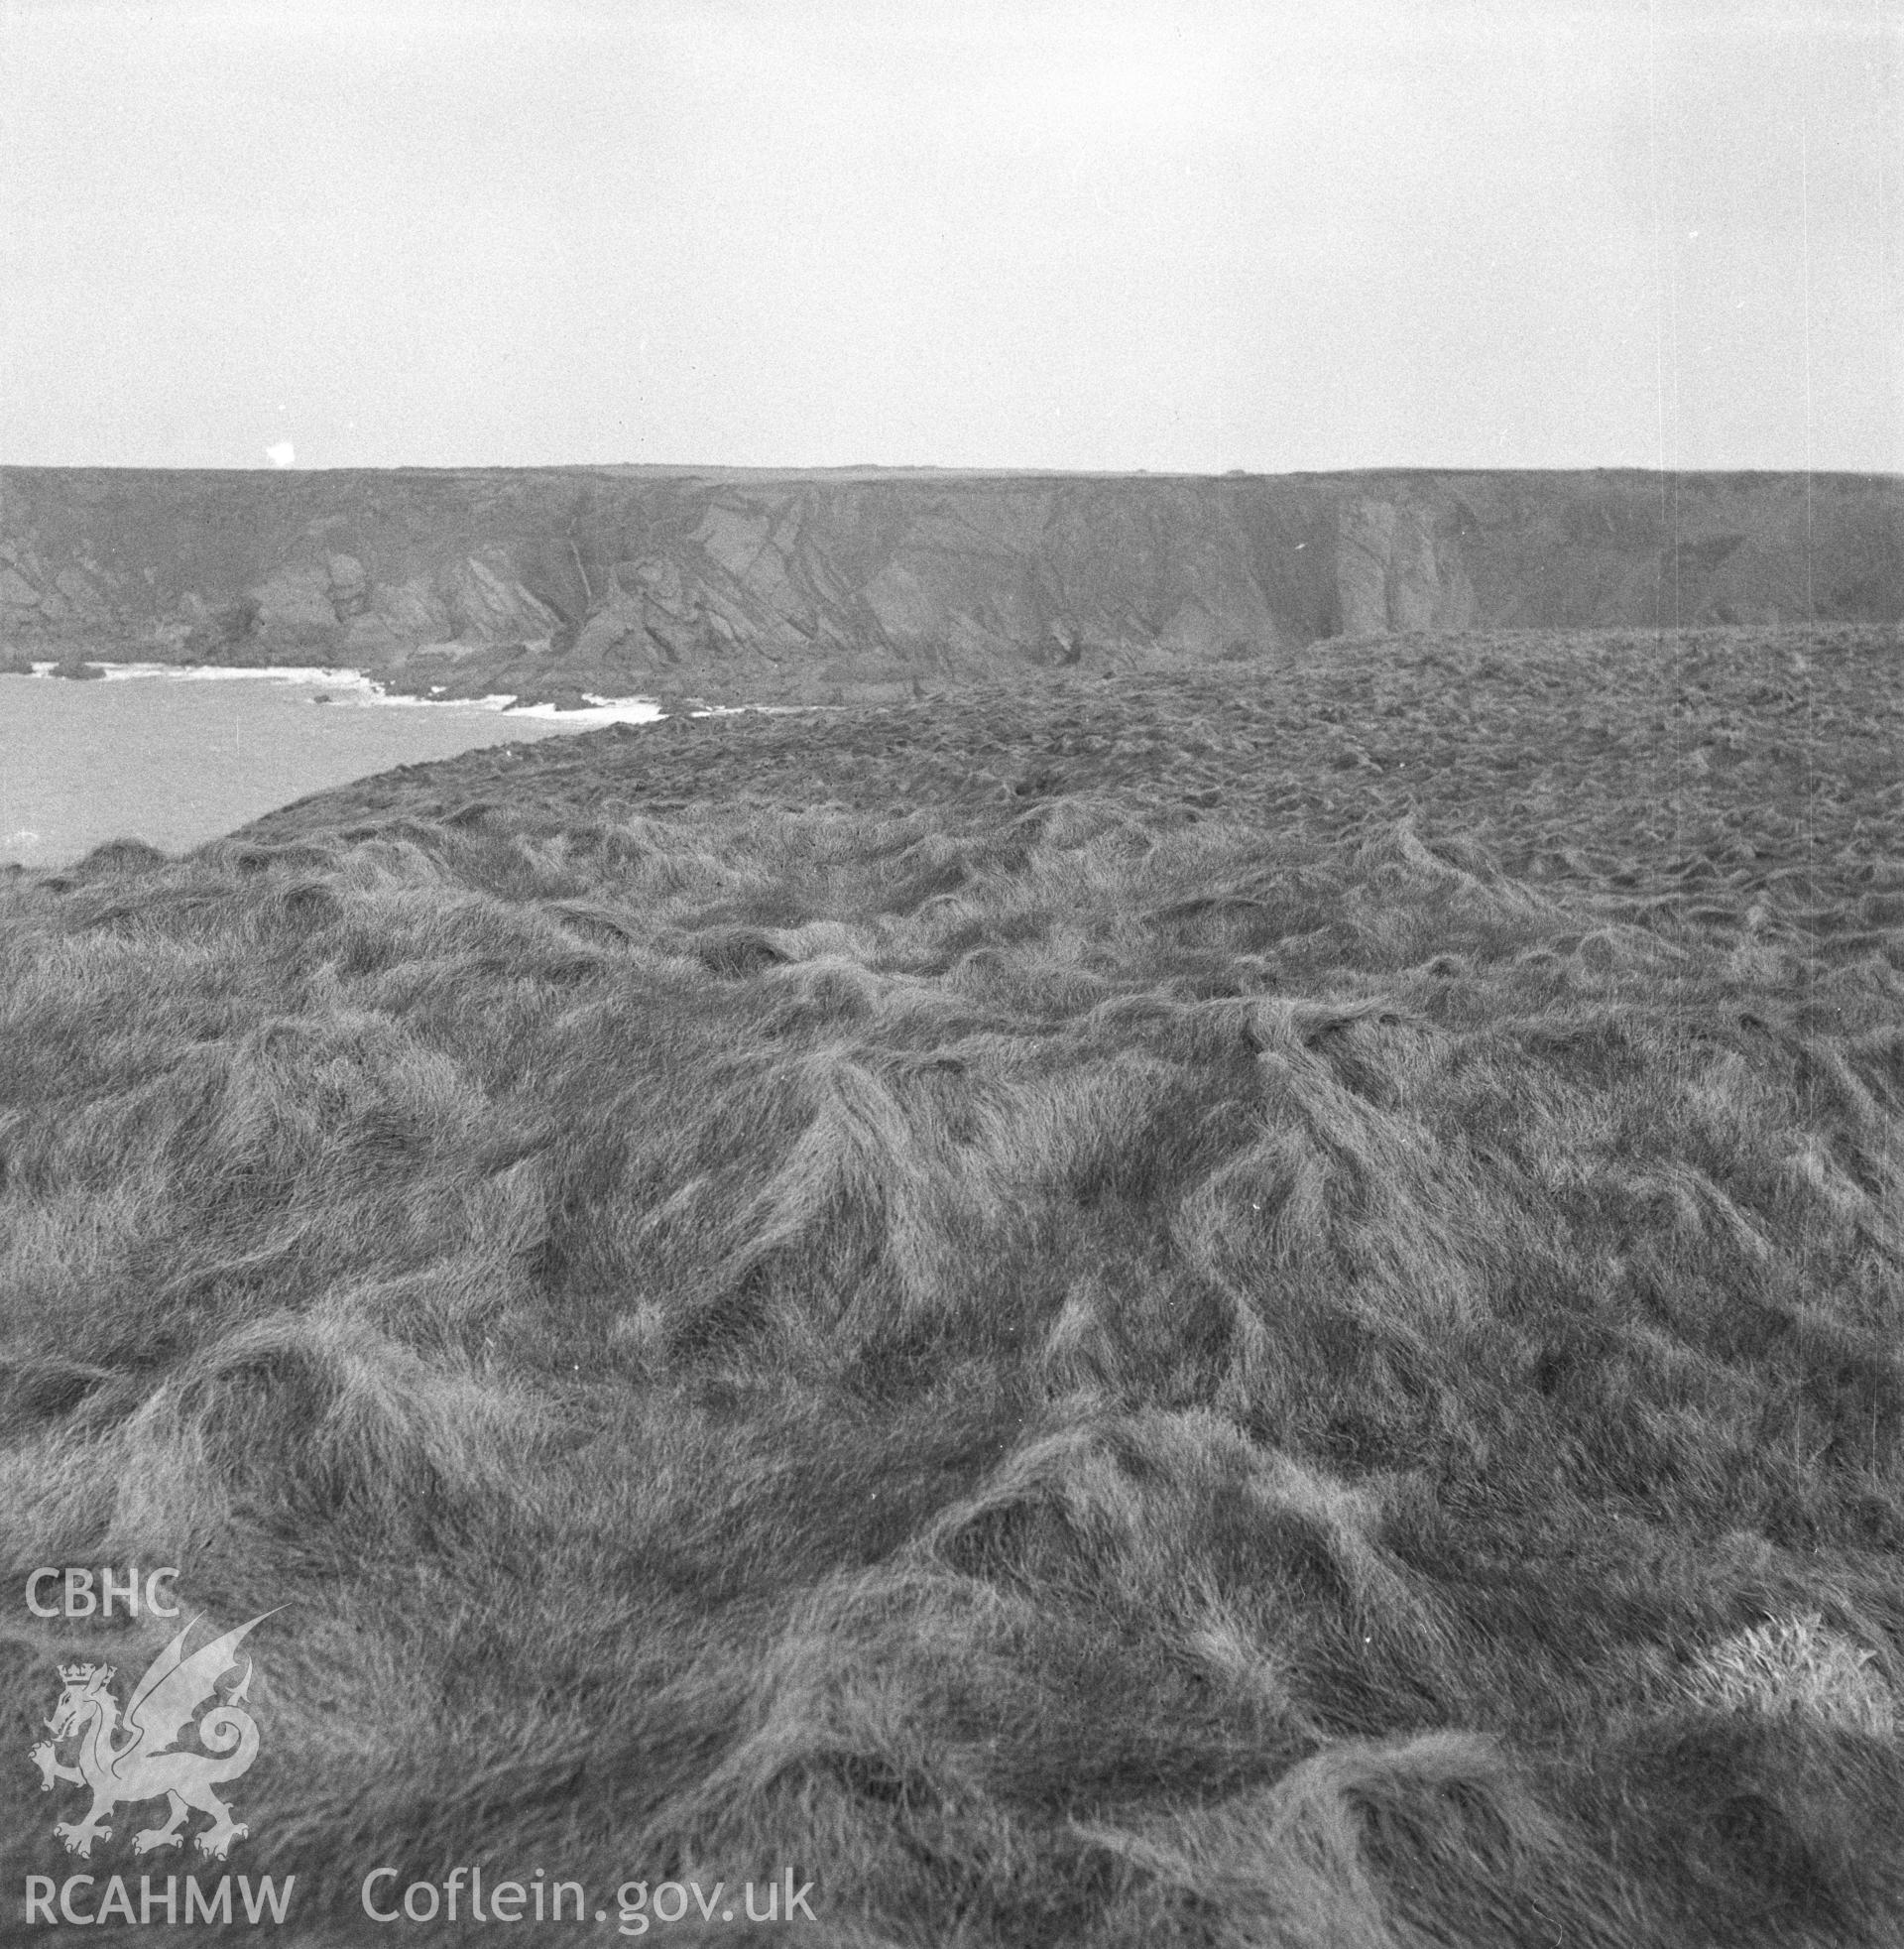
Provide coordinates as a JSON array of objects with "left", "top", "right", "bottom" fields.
[{"left": 2, "top": 465, "right": 1897, "bottom": 704}]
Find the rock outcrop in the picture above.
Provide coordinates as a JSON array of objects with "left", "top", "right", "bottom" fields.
[{"left": 2, "top": 465, "right": 1897, "bottom": 704}]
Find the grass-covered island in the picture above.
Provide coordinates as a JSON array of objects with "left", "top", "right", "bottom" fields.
[{"left": 4, "top": 624, "right": 1902, "bottom": 1945}]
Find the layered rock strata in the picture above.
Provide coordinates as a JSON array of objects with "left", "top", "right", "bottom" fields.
[{"left": 2, "top": 466, "right": 1896, "bottom": 704}]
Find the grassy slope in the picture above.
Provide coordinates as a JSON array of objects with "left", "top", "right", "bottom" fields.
[{"left": 4, "top": 624, "right": 1903, "bottom": 1946}]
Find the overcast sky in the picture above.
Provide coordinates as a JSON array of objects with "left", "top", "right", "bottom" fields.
[{"left": 1, "top": 0, "right": 1897, "bottom": 473}]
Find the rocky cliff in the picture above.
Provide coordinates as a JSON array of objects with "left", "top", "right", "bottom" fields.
[{"left": 2, "top": 465, "right": 1897, "bottom": 704}]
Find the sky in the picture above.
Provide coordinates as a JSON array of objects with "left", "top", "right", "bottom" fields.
[{"left": 0, "top": 0, "right": 1897, "bottom": 473}]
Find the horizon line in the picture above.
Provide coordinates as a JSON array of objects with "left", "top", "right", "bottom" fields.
[{"left": 4, "top": 460, "right": 1901, "bottom": 483}]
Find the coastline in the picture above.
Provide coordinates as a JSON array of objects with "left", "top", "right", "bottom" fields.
[
  {"left": 0, "top": 660, "right": 837, "bottom": 871},
  {"left": 9, "top": 658, "right": 671, "bottom": 729}
]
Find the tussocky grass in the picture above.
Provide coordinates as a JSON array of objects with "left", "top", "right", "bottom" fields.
[{"left": 2, "top": 624, "right": 1902, "bottom": 1945}]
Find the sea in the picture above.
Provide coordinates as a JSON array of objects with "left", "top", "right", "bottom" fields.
[{"left": 0, "top": 664, "right": 665, "bottom": 870}]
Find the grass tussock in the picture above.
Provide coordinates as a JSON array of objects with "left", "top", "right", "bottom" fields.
[{"left": 4, "top": 625, "right": 1903, "bottom": 1944}]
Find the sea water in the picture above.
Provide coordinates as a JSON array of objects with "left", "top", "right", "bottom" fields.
[{"left": 0, "top": 664, "right": 664, "bottom": 869}]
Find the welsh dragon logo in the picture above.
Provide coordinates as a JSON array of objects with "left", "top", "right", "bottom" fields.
[{"left": 30, "top": 1613, "right": 272, "bottom": 1860}]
